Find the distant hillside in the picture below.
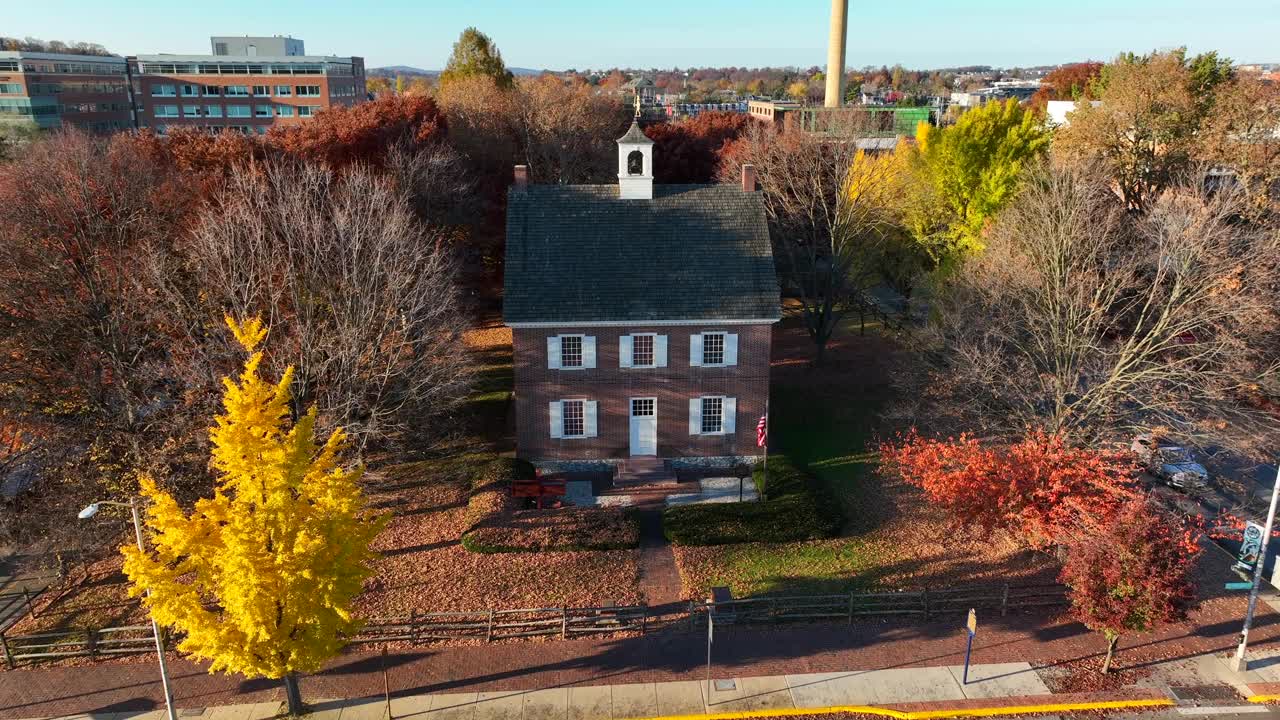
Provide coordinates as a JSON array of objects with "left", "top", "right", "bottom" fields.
[{"left": 370, "top": 65, "right": 546, "bottom": 78}]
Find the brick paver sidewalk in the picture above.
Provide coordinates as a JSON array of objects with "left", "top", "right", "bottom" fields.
[{"left": 4, "top": 594, "right": 1280, "bottom": 720}]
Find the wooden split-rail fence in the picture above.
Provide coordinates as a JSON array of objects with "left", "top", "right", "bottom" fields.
[
  {"left": 686, "top": 583, "right": 1068, "bottom": 628},
  {"left": 0, "top": 582, "right": 1068, "bottom": 668}
]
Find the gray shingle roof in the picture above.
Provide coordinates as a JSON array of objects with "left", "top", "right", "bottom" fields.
[
  {"left": 617, "top": 121, "right": 653, "bottom": 145},
  {"left": 504, "top": 184, "right": 780, "bottom": 324}
]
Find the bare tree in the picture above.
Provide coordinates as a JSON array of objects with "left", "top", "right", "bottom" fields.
[
  {"left": 723, "top": 120, "right": 906, "bottom": 362},
  {"left": 173, "top": 159, "right": 474, "bottom": 450},
  {"left": 894, "top": 161, "right": 1280, "bottom": 456}
]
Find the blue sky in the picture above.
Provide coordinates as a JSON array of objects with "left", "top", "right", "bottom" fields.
[{"left": 9, "top": 0, "right": 1278, "bottom": 70}]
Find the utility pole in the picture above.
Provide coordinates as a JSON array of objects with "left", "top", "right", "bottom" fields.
[{"left": 1234, "top": 463, "right": 1280, "bottom": 672}]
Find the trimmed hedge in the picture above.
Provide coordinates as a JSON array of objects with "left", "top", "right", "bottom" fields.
[
  {"left": 460, "top": 457, "right": 640, "bottom": 553},
  {"left": 663, "top": 454, "right": 842, "bottom": 545}
]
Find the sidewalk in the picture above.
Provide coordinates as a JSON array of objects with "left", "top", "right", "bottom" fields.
[{"left": 13, "top": 662, "right": 1175, "bottom": 720}]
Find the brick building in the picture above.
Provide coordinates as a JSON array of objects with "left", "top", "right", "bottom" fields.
[
  {"left": 503, "top": 118, "right": 780, "bottom": 473},
  {"left": 0, "top": 51, "right": 132, "bottom": 132},
  {"left": 129, "top": 37, "right": 366, "bottom": 135}
]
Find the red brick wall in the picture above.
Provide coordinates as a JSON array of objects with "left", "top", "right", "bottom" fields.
[{"left": 512, "top": 324, "right": 772, "bottom": 462}]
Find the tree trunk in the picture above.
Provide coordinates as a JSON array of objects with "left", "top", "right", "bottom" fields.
[
  {"left": 283, "top": 672, "right": 305, "bottom": 716},
  {"left": 1102, "top": 633, "right": 1119, "bottom": 674}
]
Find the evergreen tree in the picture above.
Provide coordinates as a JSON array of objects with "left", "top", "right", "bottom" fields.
[
  {"left": 439, "top": 27, "right": 514, "bottom": 89},
  {"left": 122, "top": 317, "right": 384, "bottom": 715}
]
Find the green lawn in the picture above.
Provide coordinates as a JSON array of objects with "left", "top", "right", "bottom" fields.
[{"left": 671, "top": 318, "right": 905, "bottom": 597}]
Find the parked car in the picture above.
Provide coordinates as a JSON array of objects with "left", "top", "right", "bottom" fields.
[{"left": 1131, "top": 434, "right": 1210, "bottom": 491}]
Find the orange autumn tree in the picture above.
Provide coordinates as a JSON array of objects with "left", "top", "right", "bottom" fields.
[
  {"left": 1060, "top": 499, "right": 1201, "bottom": 673},
  {"left": 883, "top": 429, "right": 1202, "bottom": 675},
  {"left": 879, "top": 429, "right": 1139, "bottom": 548}
]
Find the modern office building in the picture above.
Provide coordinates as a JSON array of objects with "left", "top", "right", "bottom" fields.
[
  {"left": 129, "top": 37, "right": 366, "bottom": 135},
  {"left": 0, "top": 51, "right": 132, "bottom": 132}
]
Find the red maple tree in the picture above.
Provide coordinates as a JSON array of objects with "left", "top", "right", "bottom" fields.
[
  {"left": 880, "top": 429, "right": 1139, "bottom": 548},
  {"left": 1059, "top": 498, "right": 1201, "bottom": 672},
  {"left": 268, "top": 94, "right": 448, "bottom": 169},
  {"left": 643, "top": 112, "right": 755, "bottom": 184}
]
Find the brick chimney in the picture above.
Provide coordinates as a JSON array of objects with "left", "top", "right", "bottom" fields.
[
  {"left": 741, "top": 164, "right": 757, "bottom": 193},
  {"left": 513, "top": 164, "right": 529, "bottom": 192}
]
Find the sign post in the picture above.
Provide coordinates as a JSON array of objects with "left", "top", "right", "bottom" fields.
[
  {"left": 962, "top": 609, "right": 977, "bottom": 685},
  {"left": 706, "top": 610, "right": 714, "bottom": 699}
]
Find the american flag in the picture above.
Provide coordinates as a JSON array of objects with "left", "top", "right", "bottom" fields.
[{"left": 756, "top": 415, "right": 768, "bottom": 448}]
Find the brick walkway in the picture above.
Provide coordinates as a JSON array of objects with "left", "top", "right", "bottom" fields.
[
  {"left": 4, "top": 595, "right": 1280, "bottom": 720},
  {"left": 633, "top": 507, "right": 683, "bottom": 613}
]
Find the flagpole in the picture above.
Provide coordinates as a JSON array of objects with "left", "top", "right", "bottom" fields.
[{"left": 762, "top": 398, "right": 769, "bottom": 495}]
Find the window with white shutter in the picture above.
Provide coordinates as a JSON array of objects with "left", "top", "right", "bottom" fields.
[
  {"left": 689, "top": 395, "right": 736, "bottom": 435},
  {"left": 692, "top": 332, "right": 737, "bottom": 367},
  {"left": 552, "top": 399, "right": 596, "bottom": 439},
  {"left": 550, "top": 334, "right": 594, "bottom": 370}
]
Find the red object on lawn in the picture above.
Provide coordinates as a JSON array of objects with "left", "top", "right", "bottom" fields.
[
  {"left": 756, "top": 415, "right": 768, "bottom": 448},
  {"left": 512, "top": 475, "right": 567, "bottom": 509}
]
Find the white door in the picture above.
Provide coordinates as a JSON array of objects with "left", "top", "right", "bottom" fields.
[{"left": 629, "top": 397, "right": 657, "bottom": 456}]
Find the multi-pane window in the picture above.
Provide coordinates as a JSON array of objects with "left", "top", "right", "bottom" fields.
[
  {"left": 560, "top": 335, "right": 583, "bottom": 368},
  {"left": 203, "top": 86, "right": 221, "bottom": 97},
  {"left": 701, "top": 397, "right": 723, "bottom": 434},
  {"left": 152, "top": 84, "right": 177, "bottom": 97},
  {"left": 295, "top": 85, "right": 321, "bottom": 97},
  {"left": 205, "top": 105, "right": 223, "bottom": 117},
  {"left": 226, "top": 105, "right": 251, "bottom": 118},
  {"left": 562, "top": 400, "right": 585, "bottom": 438},
  {"left": 252, "top": 85, "right": 270, "bottom": 96},
  {"left": 299, "top": 105, "right": 320, "bottom": 117},
  {"left": 153, "top": 104, "right": 179, "bottom": 118},
  {"left": 632, "top": 398, "right": 655, "bottom": 417},
  {"left": 277, "top": 105, "right": 295, "bottom": 117},
  {"left": 702, "top": 332, "right": 726, "bottom": 365},
  {"left": 632, "top": 334, "right": 655, "bottom": 367},
  {"left": 180, "top": 85, "right": 199, "bottom": 97},
  {"left": 255, "top": 105, "right": 272, "bottom": 117},
  {"left": 275, "top": 85, "right": 292, "bottom": 96},
  {"left": 0, "top": 84, "right": 22, "bottom": 94},
  {"left": 225, "top": 85, "right": 249, "bottom": 97},
  {"left": 183, "top": 105, "right": 200, "bottom": 117}
]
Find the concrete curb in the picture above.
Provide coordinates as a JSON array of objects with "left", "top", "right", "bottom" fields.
[{"left": 628, "top": 695, "right": 1175, "bottom": 720}]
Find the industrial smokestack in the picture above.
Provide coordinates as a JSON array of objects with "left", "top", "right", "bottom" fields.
[{"left": 824, "top": 0, "right": 848, "bottom": 108}]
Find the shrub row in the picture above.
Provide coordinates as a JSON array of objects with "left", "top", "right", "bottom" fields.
[
  {"left": 460, "top": 457, "right": 640, "bottom": 553},
  {"left": 663, "top": 454, "right": 842, "bottom": 545}
]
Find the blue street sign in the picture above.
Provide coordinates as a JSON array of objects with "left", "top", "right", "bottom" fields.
[{"left": 1226, "top": 581, "right": 1254, "bottom": 591}]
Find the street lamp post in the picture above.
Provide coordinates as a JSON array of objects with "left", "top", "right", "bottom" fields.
[
  {"left": 79, "top": 499, "right": 178, "bottom": 720},
  {"left": 1233, "top": 463, "right": 1280, "bottom": 672}
]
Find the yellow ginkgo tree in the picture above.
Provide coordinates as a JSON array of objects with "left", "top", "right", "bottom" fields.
[{"left": 122, "top": 317, "right": 384, "bottom": 715}]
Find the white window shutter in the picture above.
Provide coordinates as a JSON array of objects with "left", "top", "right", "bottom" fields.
[
  {"left": 690, "top": 333, "right": 703, "bottom": 367},
  {"left": 549, "top": 401, "right": 563, "bottom": 438},
  {"left": 688, "top": 398, "right": 702, "bottom": 435},
  {"left": 583, "top": 336, "right": 596, "bottom": 369},
  {"left": 725, "top": 334, "right": 739, "bottom": 366},
  {"left": 620, "top": 335, "right": 633, "bottom": 368},
  {"left": 655, "top": 334, "right": 668, "bottom": 367},
  {"left": 547, "top": 336, "right": 562, "bottom": 370},
  {"left": 723, "top": 397, "right": 737, "bottom": 434},
  {"left": 585, "top": 401, "right": 598, "bottom": 437}
]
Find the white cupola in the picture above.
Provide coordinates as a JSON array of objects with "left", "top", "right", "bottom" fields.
[{"left": 616, "top": 100, "right": 654, "bottom": 200}]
